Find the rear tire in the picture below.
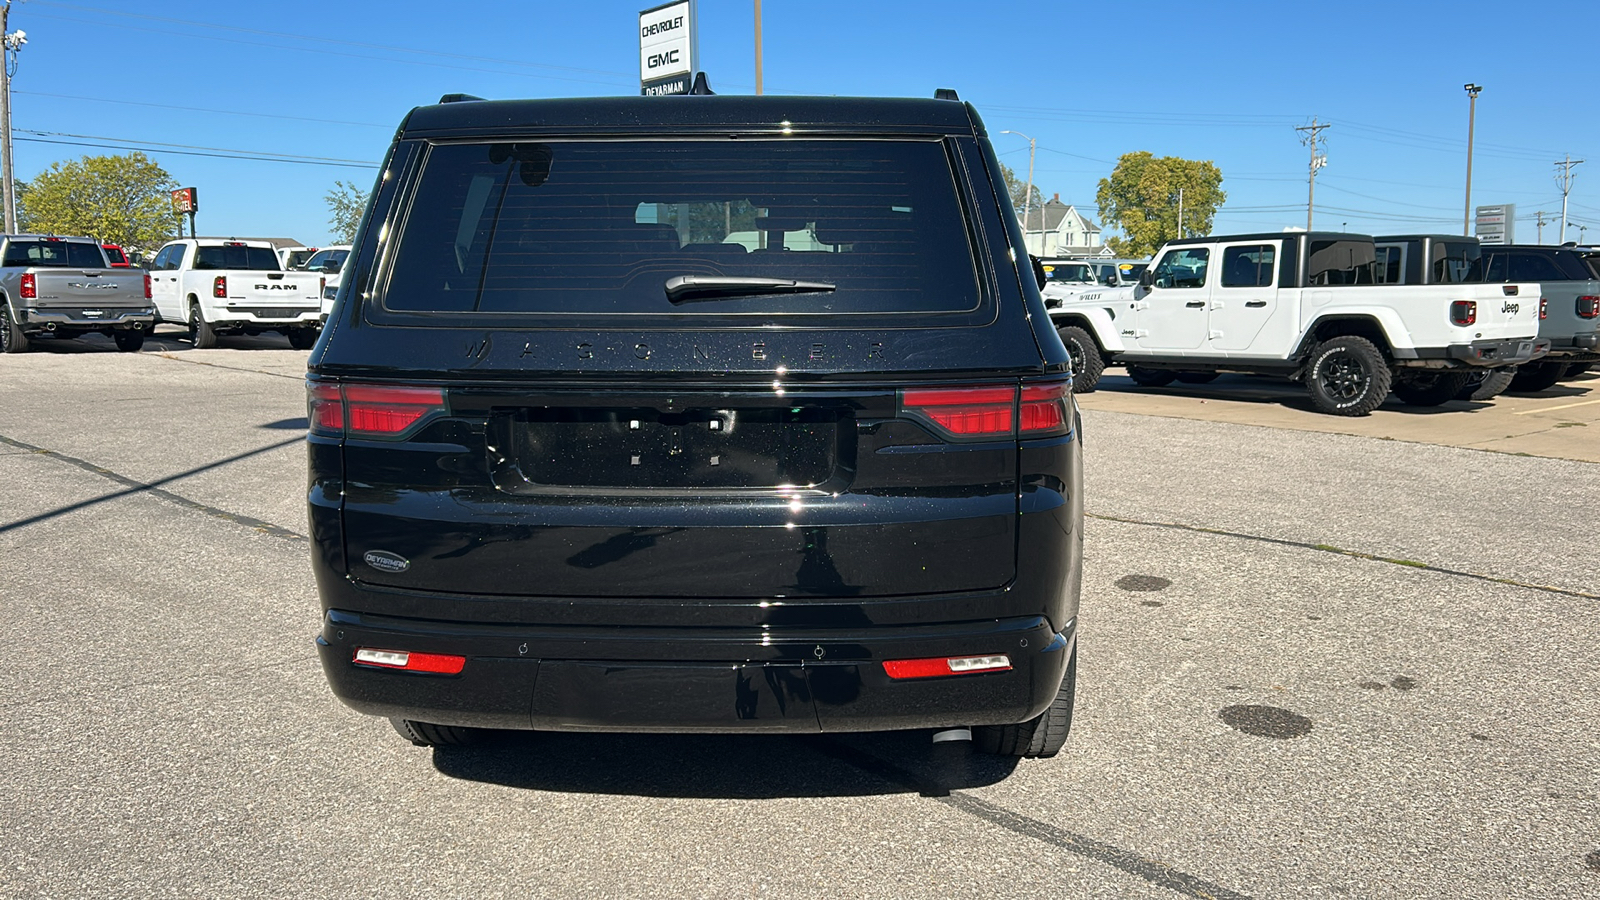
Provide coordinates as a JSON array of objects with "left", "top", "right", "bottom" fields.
[
  {"left": 1055, "top": 325, "right": 1104, "bottom": 393},
  {"left": 1455, "top": 367, "right": 1516, "bottom": 401},
  {"left": 1125, "top": 365, "right": 1175, "bottom": 387},
  {"left": 287, "top": 328, "right": 317, "bottom": 351},
  {"left": 1173, "top": 372, "right": 1218, "bottom": 384},
  {"left": 1392, "top": 370, "right": 1471, "bottom": 407},
  {"left": 113, "top": 331, "right": 144, "bottom": 352},
  {"left": 1305, "top": 335, "right": 1392, "bottom": 416},
  {"left": 0, "top": 304, "right": 29, "bottom": 354},
  {"left": 390, "top": 718, "right": 484, "bottom": 747},
  {"left": 975, "top": 646, "right": 1076, "bottom": 759},
  {"left": 1508, "top": 361, "right": 1564, "bottom": 393},
  {"left": 189, "top": 301, "right": 217, "bottom": 349}
]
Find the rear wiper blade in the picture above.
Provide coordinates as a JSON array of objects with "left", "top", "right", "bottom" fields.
[{"left": 664, "top": 275, "right": 836, "bottom": 304}]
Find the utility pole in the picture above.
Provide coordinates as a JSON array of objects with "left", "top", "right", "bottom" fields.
[
  {"left": 1463, "top": 83, "right": 1481, "bottom": 236},
  {"left": 1001, "top": 130, "right": 1037, "bottom": 254},
  {"left": 0, "top": 1, "right": 23, "bottom": 234},
  {"left": 1554, "top": 154, "right": 1583, "bottom": 243},
  {"left": 1296, "top": 118, "right": 1329, "bottom": 231},
  {"left": 1534, "top": 210, "right": 1550, "bottom": 244},
  {"left": 753, "top": 0, "right": 762, "bottom": 95}
]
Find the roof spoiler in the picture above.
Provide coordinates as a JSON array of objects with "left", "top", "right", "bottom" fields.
[
  {"left": 934, "top": 88, "right": 960, "bottom": 101},
  {"left": 438, "top": 93, "right": 485, "bottom": 104}
]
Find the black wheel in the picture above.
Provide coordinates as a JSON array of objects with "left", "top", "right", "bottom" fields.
[
  {"left": 975, "top": 646, "right": 1076, "bottom": 758},
  {"left": 1561, "top": 362, "right": 1594, "bottom": 380},
  {"left": 287, "top": 328, "right": 318, "bottom": 350},
  {"left": 1055, "top": 325, "right": 1104, "bottom": 393},
  {"left": 1455, "top": 367, "right": 1516, "bottom": 401},
  {"left": 1392, "top": 370, "right": 1471, "bottom": 406},
  {"left": 390, "top": 718, "right": 484, "bottom": 747},
  {"left": 113, "top": 330, "right": 144, "bottom": 352},
  {"left": 1125, "top": 365, "right": 1175, "bottom": 387},
  {"left": 1, "top": 304, "right": 29, "bottom": 354},
  {"left": 1305, "top": 335, "right": 1392, "bottom": 416},
  {"left": 1508, "top": 361, "right": 1564, "bottom": 393},
  {"left": 189, "top": 301, "right": 218, "bottom": 349},
  {"left": 1173, "top": 372, "right": 1218, "bottom": 384}
]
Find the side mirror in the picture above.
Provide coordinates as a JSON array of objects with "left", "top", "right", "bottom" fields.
[
  {"left": 1139, "top": 269, "right": 1155, "bottom": 288},
  {"left": 1028, "top": 254, "right": 1047, "bottom": 291}
]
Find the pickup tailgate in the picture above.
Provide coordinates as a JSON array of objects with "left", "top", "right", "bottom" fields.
[
  {"left": 1472, "top": 281, "right": 1542, "bottom": 339},
  {"left": 29, "top": 268, "right": 147, "bottom": 308},
  {"left": 214, "top": 270, "right": 323, "bottom": 316}
]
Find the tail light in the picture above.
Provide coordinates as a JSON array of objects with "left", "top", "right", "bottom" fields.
[
  {"left": 307, "top": 381, "right": 447, "bottom": 439},
  {"left": 1578, "top": 296, "right": 1599, "bottom": 319},
  {"left": 899, "top": 380, "right": 1071, "bottom": 441},
  {"left": 19, "top": 272, "right": 35, "bottom": 299},
  {"left": 212, "top": 275, "right": 227, "bottom": 298},
  {"left": 353, "top": 648, "right": 465, "bottom": 674},
  {"left": 1449, "top": 300, "right": 1476, "bottom": 327},
  {"left": 1540, "top": 298, "right": 1548, "bottom": 320},
  {"left": 143, "top": 273, "right": 152, "bottom": 300}
]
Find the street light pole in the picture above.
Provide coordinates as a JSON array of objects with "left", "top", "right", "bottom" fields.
[
  {"left": 1463, "top": 83, "right": 1481, "bottom": 237},
  {"left": 0, "top": 1, "right": 22, "bottom": 234},
  {"left": 753, "top": 0, "right": 762, "bottom": 96},
  {"left": 1001, "top": 130, "right": 1036, "bottom": 254}
]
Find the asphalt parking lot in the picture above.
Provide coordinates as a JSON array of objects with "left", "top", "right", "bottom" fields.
[{"left": 2, "top": 331, "right": 1597, "bottom": 899}]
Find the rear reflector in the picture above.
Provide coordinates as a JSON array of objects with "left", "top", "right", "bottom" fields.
[
  {"left": 883, "top": 654, "right": 1012, "bottom": 680},
  {"left": 899, "top": 380, "right": 1070, "bottom": 440},
  {"left": 307, "top": 381, "right": 447, "bottom": 438},
  {"left": 354, "top": 647, "right": 466, "bottom": 674}
]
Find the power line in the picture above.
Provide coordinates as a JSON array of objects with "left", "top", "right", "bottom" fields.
[
  {"left": 14, "top": 90, "right": 390, "bottom": 129},
  {"left": 14, "top": 132, "right": 378, "bottom": 169}
]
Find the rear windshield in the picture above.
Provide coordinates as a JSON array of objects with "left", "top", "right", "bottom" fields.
[
  {"left": 194, "top": 245, "right": 280, "bottom": 271},
  {"left": 283, "top": 249, "right": 317, "bottom": 270},
  {"left": 3, "top": 240, "right": 106, "bottom": 268},
  {"left": 382, "top": 139, "right": 980, "bottom": 316},
  {"left": 101, "top": 245, "right": 129, "bottom": 265},
  {"left": 1044, "top": 263, "right": 1094, "bottom": 283},
  {"left": 305, "top": 249, "right": 349, "bottom": 271}
]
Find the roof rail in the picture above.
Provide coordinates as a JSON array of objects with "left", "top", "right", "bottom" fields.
[
  {"left": 934, "top": 88, "right": 960, "bottom": 101},
  {"left": 688, "top": 72, "right": 714, "bottom": 95},
  {"left": 438, "top": 93, "right": 485, "bottom": 104}
]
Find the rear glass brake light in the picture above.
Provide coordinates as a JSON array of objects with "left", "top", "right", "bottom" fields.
[
  {"left": 1577, "top": 296, "right": 1599, "bottom": 319},
  {"left": 307, "top": 381, "right": 447, "bottom": 438}
]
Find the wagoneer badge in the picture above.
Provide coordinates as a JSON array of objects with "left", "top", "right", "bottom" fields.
[{"left": 363, "top": 550, "right": 410, "bottom": 573}]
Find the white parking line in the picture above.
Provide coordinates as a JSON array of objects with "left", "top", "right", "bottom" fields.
[{"left": 1512, "top": 397, "right": 1600, "bottom": 415}]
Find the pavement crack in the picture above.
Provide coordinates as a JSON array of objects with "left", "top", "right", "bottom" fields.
[
  {"left": 0, "top": 654, "right": 314, "bottom": 712},
  {"left": 0, "top": 432, "right": 308, "bottom": 543},
  {"left": 1086, "top": 511, "right": 1598, "bottom": 601},
  {"left": 806, "top": 737, "right": 1251, "bottom": 900},
  {"left": 153, "top": 350, "right": 306, "bottom": 380}
]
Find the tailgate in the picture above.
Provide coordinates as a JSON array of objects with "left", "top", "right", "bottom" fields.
[
  {"left": 30, "top": 270, "right": 146, "bottom": 308},
  {"left": 335, "top": 381, "right": 1021, "bottom": 600},
  {"left": 218, "top": 270, "right": 321, "bottom": 305},
  {"left": 1476, "top": 282, "right": 1542, "bottom": 339}
]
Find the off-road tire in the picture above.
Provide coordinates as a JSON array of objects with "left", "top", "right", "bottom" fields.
[
  {"left": 390, "top": 718, "right": 484, "bottom": 747},
  {"left": 1174, "top": 372, "right": 1218, "bottom": 384},
  {"left": 1508, "top": 361, "right": 1564, "bottom": 393},
  {"left": 1055, "top": 325, "right": 1104, "bottom": 393},
  {"left": 1392, "top": 370, "right": 1472, "bottom": 407},
  {"left": 1125, "top": 365, "right": 1175, "bottom": 387},
  {"left": 287, "top": 328, "right": 318, "bottom": 351},
  {"left": 975, "top": 646, "right": 1077, "bottom": 758},
  {"left": 1305, "top": 335, "right": 1392, "bottom": 416},
  {"left": 1561, "top": 362, "right": 1594, "bottom": 380},
  {"left": 189, "top": 301, "right": 218, "bottom": 349},
  {"left": 0, "top": 304, "right": 28, "bottom": 354},
  {"left": 113, "top": 331, "right": 145, "bottom": 352},
  {"left": 1455, "top": 367, "right": 1516, "bottom": 401}
]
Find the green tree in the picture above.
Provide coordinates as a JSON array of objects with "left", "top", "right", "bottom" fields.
[
  {"left": 325, "top": 179, "right": 370, "bottom": 244},
  {"left": 998, "top": 161, "right": 1043, "bottom": 214},
  {"left": 1095, "top": 152, "right": 1225, "bottom": 257},
  {"left": 17, "top": 152, "right": 179, "bottom": 249}
]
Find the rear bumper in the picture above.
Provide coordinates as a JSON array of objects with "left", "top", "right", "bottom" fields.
[
  {"left": 1545, "top": 332, "right": 1600, "bottom": 360},
  {"left": 212, "top": 305, "right": 321, "bottom": 328},
  {"left": 1433, "top": 337, "right": 1550, "bottom": 367},
  {"left": 317, "top": 609, "right": 1074, "bottom": 733},
  {"left": 18, "top": 306, "right": 154, "bottom": 330}
]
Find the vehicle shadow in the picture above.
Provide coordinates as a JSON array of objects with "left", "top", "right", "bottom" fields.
[
  {"left": 1097, "top": 372, "right": 1500, "bottom": 414},
  {"left": 14, "top": 326, "right": 297, "bottom": 353},
  {"left": 430, "top": 729, "right": 1020, "bottom": 799}
]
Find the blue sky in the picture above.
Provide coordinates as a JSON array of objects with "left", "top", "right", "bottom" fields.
[{"left": 11, "top": 0, "right": 1597, "bottom": 247}]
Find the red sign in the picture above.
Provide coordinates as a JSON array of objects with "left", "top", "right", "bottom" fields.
[{"left": 171, "top": 187, "right": 198, "bottom": 214}]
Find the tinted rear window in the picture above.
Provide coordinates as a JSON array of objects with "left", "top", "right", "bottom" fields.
[
  {"left": 1306, "top": 239, "right": 1376, "bottom": 285},
  {"left": 101, "top": 246, "right": 128, "bottom": 265},
  {"left": 194, "top": 245, "right": 280, "bottom": 270},
  {"left": 1430, "top": 241, "right": 1480, "bottom": 283},
  {"left": 3, "top": 240, "right": 107, "bottom": 268},
  {"left": 382, "top": 139, "right": 980, "bottom": 316}
]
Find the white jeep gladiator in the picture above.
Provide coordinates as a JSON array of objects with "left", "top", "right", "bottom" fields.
[
  {"left": 147, "top": 238, "right": 325, "bottom": 349},
  {"left": 1049, "top": 231, "right": 1548, "bottom": 415}
]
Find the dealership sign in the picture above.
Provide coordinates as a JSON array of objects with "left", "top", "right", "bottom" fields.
[
  {"left": 1475, "top": 204, "right": 1515, "bottom": 245},
  {"left": 639, "top": 1, "right": 696, "bottom": 95}
]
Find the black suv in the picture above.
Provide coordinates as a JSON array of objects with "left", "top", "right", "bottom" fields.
[{"left": 307, "top": 91, "right": 1083, "bottom": 757}]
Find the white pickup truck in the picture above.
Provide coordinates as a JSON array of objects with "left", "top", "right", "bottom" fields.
[
  {"left": 146, "top": 238, "right": 325, "bottom": 349},
  {"left": 1049, "top": 231, "right": 1548, "bottom": 415}
]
